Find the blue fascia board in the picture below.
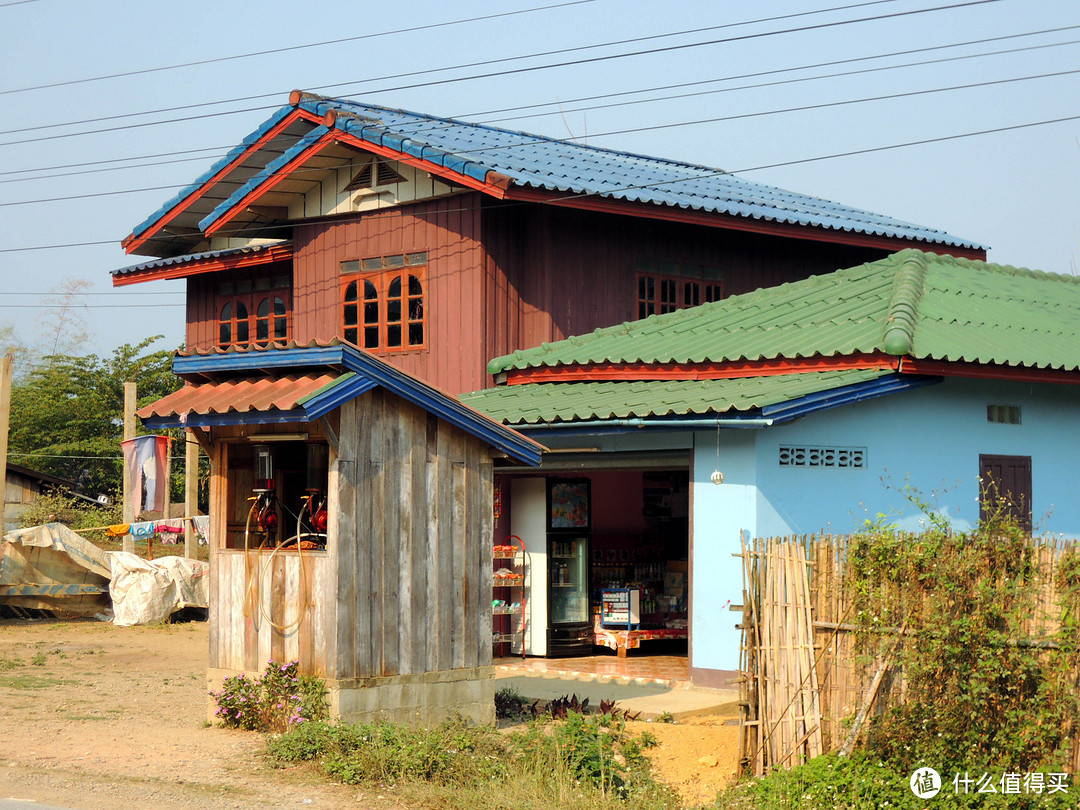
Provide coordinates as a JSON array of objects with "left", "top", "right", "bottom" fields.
[
  {"left": 167, "top": 344, "right": 542, "bottom": 465},
  {"left": 296, "top": 374, "right": 379, "bottom": 420},
  {"left": 130, "top": 105, "right": 297, "bottom": 239},
  {"left": 199, "top": 125, "right": 330, "bottom": 231},
  {"left": 172, "top": 346, "right": 347, "bottom": 377},
  {"left": 338, "top": 348, "right": 542, "bottom": 466},
  {"left": 761, "top": 374, "right": 942, "bottom": 422},
  {"left": 142, "top": 408, "right": 311, "bottom": 430}
]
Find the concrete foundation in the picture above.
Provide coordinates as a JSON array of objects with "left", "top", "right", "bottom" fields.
[{"left": 208, "top": 665, "right": 495, "bottom": 727}]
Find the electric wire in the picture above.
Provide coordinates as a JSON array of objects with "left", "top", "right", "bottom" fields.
[
  {"left": 3, "top": 107, "right": 1077, "bottom": 258},
  {"left": 0, "top": 0, "right": 1003, "bottom": 146},
  {"left": 3, "top": 61, "right": 1078, "bottom": 211},
  {"left": 0, "top": 0, "right": 600, "bottom": 96},
  {"left": 6, "top": 23, "right": 1080, "bottom": 187}
]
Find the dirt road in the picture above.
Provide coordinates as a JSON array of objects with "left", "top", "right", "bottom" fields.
[{"left": 0, "top": 618, "right": 737, "bottom": 809}]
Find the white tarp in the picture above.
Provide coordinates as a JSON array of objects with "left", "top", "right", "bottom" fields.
[{"left": 108, "top": 552, "right": 209, "bottom": 626}]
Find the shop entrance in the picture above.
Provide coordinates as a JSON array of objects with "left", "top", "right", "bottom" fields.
[
  {"left": 589, "top": 469, "right": 689, "bottom": 659},
  {"left": 496, "top": 464, "right": 690, "bottom": 674}
]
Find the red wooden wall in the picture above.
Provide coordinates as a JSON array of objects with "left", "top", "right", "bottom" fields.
[{"left": 186, "top": 194, "right": 900, "bottom": 394}]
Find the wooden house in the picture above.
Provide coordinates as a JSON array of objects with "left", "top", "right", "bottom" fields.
[
  {"left": 137, "top": 341, "right": 542, "bottom": 724},
  {"left": 117, "top": 93, "right": 988, "bottom": 685},
  {"left": 113, "top": 91, "right": 984, "bottom": 396},
  {"left": 3, "top": 463, "right": 106, "bottom": 534}
]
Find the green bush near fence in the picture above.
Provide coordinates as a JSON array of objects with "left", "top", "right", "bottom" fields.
[{"left": 718, "top": 495, "right": 1080, "bottom": 809}]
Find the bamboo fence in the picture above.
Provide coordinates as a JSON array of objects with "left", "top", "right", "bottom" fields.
[{"left": 737, "top": 532, "right": 1077, "bottom": 777}]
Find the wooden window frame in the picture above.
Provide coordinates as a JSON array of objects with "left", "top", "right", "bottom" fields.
[
  {"left": 637, "top": 272, "right": 723, "bottom": 319},
  {"left": 978, "top": 453, "right": 1032, "bottom": 532},
  {"left": 216, "top": 272, "right": 292, "bottom": 350},
  {"left": 340, "top": 254, "right": 427, "bottom": 353}
]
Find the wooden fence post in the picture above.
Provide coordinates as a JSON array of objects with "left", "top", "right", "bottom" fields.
[{"left": 122, "top": 382, "right": 136, "bottom": 554}]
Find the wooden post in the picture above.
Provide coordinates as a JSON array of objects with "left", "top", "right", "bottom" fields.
[
  {"left": 122, "top": 381, "right": 136, "bottom": 554},
  {"left": 0, "top": 355, "right": 12, "bottom": 534},
  {"left": 185, "top": 431, "right": 198, "bottom": 559}
]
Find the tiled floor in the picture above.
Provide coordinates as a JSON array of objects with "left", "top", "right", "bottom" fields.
[{"left": 495, "top": 649, "right": 691, "bottom": 687}]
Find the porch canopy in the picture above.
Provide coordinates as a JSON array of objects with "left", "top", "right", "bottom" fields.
[{"left": 138, "top": 339, "right": 543, "bottom": 467}]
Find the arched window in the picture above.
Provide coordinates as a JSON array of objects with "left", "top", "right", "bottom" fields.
[
  {"left": 218, "top": 300, "right": 249, "bottom": 348},
  {"left": 340, "top": 254, "right": 426, "bottom": 352},
  {"left": 362, "top": 279, "right": 379, "bottom": 349},
  {"left": 342, "top": 281, "right": 359, "bottom": 346},
  {"left": 255, "top": 296, "right": 288, "bottom": 347}
]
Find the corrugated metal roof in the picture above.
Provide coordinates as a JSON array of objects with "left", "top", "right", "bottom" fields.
[
  {"left": 126, "top": 93, "right": 984, "bottom": 257},
  {"left": 460, "top": 369, "right": 893, "bottom": 424},
  {"left": 136, "top": 341, "right": 545, "bottom": 466},
  {"left": 111, "top": 243, "right": 290, "bottom": 278},
  {"left": 488, "top": 250, "right": 1080, "bottom": 374},
  {"left": 291, "top": 95, "right": 983, "bottom": 250},
  {"left": 136, "top": 372, "right": 339, "bottom": 420}
]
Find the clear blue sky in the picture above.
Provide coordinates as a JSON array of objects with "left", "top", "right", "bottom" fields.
[{"left": 2, "top": 0, "right": 1078, "bottom": 360}]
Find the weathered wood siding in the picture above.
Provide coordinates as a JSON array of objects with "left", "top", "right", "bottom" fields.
[
  {"left": 208, "top": 391, "right": 494, "bottom": 681},
  {"left": 335, "top": 389, "right": 494, "bottom": 679}
]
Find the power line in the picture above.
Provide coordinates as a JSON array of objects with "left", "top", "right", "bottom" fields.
[
  {"left": 4, "top": 22, "right": 1078, "bottom": 187},
  {"left": 0, "top": 303, "right": 183, "bottom": 308},
  {"left": 4, "top": 61, "right": 1078, "bottom": 210},
  {"left": 2, "top": 107, "right": 1078, "bottom": 256},
  {"left": 0, "top": 1, "right": 600, "bottom": 97},
  {"left": 0, "top": 0, "right": 1001, "bottom": 147}
]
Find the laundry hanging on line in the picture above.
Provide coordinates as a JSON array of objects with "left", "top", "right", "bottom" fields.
[{"left": 120, "top": 435, "right": 171, "bottom": 516}]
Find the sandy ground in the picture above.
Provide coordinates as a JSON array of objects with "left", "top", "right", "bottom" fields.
[{"left": 0, "top": 618, "right": 738, "bottom": 809}]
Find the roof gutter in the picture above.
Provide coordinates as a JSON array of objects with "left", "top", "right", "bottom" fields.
[{"left": 513, "top": 416, "right": 774, "bottom": 437}]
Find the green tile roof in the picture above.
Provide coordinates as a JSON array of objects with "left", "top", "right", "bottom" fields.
[
  {"left": 460, "top": 369, "right": 891, "bottom": 425},
  {"left": 488, "top": 250, "right": 1080, "bottom": 374}
]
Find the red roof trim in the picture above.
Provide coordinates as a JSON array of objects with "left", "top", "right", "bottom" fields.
[
  {"left": 900, "top": 359, "right": 1080, "bottom": 384},
  {"left": 111, "top": 244, "right": 294, "bottom": 287},
  {"left": 203, "top": 130, "right": 340, "bottom": 236},
  {"left": 502, "top": 187, "right": 987, "bottom": 260},
  {"left": 121, "top": 108, "right": 316, "bottom": 254},
  {"left": 331, "top": 129, "right": 510, "bottom": 200},
  {"left": 502, "top": 354, "right": 900, "bottom": 383}
]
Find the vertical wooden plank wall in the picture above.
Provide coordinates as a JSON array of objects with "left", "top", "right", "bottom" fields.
[
  {"left": 293, "top": 197, "right": 486, "bottom": 394},
  {"left": 333, "top": 391, "right": 493, "bottom": 680}
]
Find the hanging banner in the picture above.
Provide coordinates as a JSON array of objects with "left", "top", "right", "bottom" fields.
[{"left": 121, "top": 435, "right": 171, "bottom": 516}]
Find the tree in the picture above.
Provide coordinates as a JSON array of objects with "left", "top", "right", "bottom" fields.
[{"left": 7, "top": 337, "right": 182, "bottom": 498}]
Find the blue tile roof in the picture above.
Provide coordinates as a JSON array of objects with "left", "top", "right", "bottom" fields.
[
  {"left": 296, "top": 95, "right": 984, "bottom": 251},
  {"left": 111, "top": 243, "right": 288, "bottom": 278},
  {"left": 127, "top": 92, "right": 986, "bottom": 256}
]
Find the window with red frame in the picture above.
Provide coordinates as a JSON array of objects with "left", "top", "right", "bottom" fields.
[
  {"left": 636, "top": 262, "right": 723, "bottom": 319},
  {"left": 340, "top": 252, "right": 426, "bottom": 351},
  {"left": 216, "top": 271, "right": 292, "bottom": 349}
]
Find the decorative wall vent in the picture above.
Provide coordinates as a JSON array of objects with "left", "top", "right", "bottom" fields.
[
  {"left": 344, "top": 158, "right": 406, "bottom": 192},
  {"left": 778, "top": 445, "right": 866, "bottom": 469},
  {"left": 987, "top": 404, "right": 1021, "bottom": 425}
]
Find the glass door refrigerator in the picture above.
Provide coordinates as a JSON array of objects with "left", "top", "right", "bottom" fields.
[{"left": 546, "top": 479, "right": 593, "bottom": 656}]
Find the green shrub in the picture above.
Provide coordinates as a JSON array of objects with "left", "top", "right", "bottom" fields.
[
  {"left": 267, "top": 710, "right": 677, "bottom": 808},
  {"left": 210, "top": 660, "right": 328, "bottom": 733}
]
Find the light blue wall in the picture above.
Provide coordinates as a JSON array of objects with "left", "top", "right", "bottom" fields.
[{"left": 691, "top": 377, "right": 1080, "bottom": 671}]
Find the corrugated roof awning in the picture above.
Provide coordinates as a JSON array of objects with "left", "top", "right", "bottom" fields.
[{"left": 138, "top": 341, "right": 544, "bottom": 466}]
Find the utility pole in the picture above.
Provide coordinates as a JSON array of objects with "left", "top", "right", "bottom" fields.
[
  {"left": 184, "top": 432, "right": 198, "bottom": 559},
  {"left": 122, "top": 382, "right": 136, "bottom": 554},
  {"left": 0, "top": 355, "right": 12, "bottom": 534}
]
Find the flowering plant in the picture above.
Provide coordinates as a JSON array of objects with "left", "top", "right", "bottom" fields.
[{"left": 211, "top": 659, "right": 328, "bottom": 733}]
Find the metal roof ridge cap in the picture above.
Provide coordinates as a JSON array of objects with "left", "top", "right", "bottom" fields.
[{"left": 882, "top": 251, "right": 929, "bottom": 356}]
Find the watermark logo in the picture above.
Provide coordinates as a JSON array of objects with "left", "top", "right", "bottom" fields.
[{"left": 910, "top": 767, "right": 942, "bottom": 799}]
